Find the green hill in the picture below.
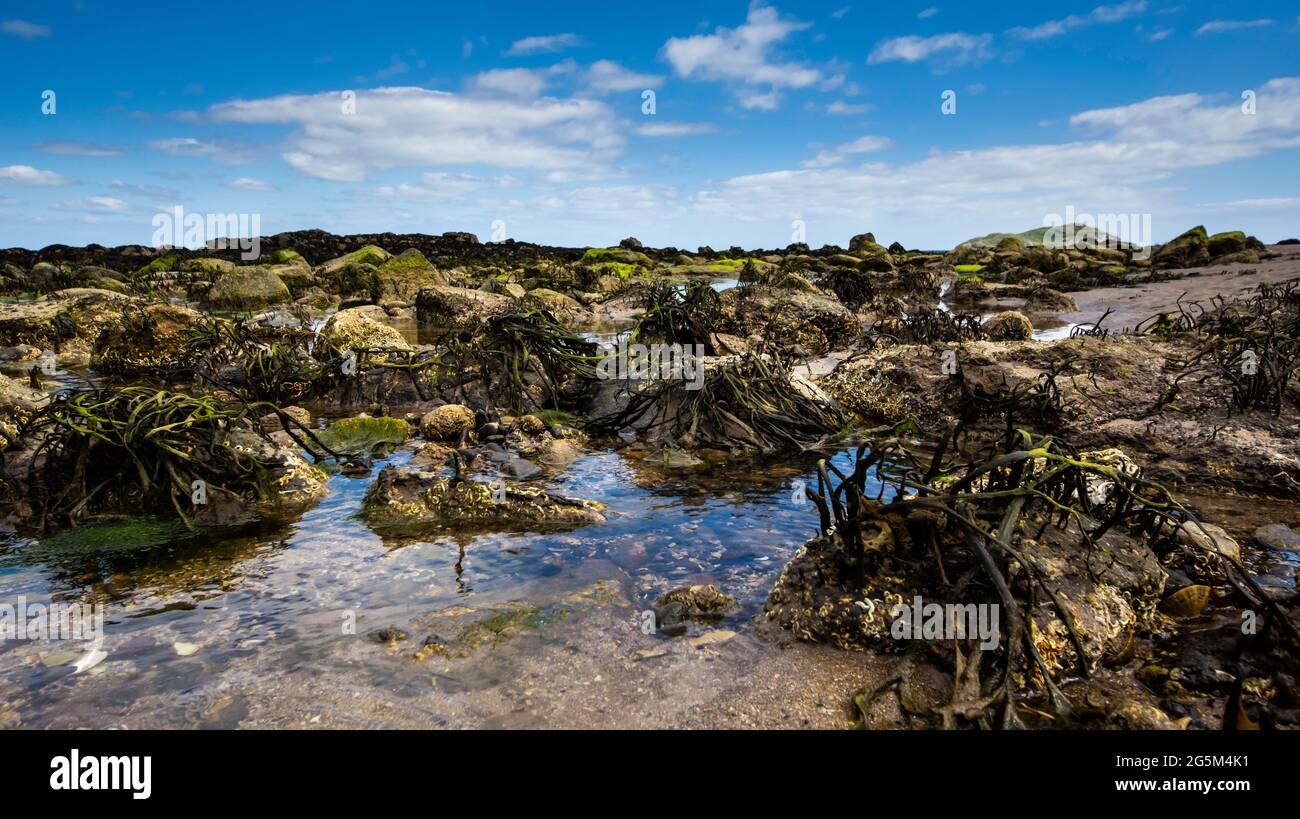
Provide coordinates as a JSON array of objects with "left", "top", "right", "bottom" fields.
[{"left": 961, "top": 224, "right": 1126, "bottom": 249}]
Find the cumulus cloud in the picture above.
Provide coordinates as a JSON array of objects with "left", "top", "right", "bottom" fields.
[
  {"left": 1196, "top": 19, "right": 1273, "bottom": 35},
  {"left": 0, "top": 165, "right": 70, "bottom": 185},
  {"left": 34, "top": 140, "right": 124, "bottom": 156},
  {"left": 634, "top": 122, "right": 718, "bottom": 137},
  {"left": 146, "top": 137, "right": 256, "bottom": 164},
  {"left": 208, "top": 86, "right": 623, "bottom": 182},
  {"left": 373, "top": 172, "right": 517, "bottom": 200},
  {"left": 469, "top": 68, "right": 551, "bottom": 97},
  {"left": 802, "top": 135, "right": 891, "bottom": 168},
  {"left": 506, "top": 33, "right": 581, "bottom": 56},
  {"left": 1008, "top": 1, "right": 1147, "bottom": 40},
  {"left": 685, "top": 77, "right": 1300, "bottom": 232},
  {"left": 230, "top": 177, "right": 278, "bottom": 192},
  {"left": 867, "top": 32, "right": 993, "bottom": 69},
  {"left": 2, "top": 19, "right": 51, "bottom": 39},
  {"left": 662, "top": 4, "right": 821, "bottom": 109},
  {"left": 585, "top": 60, "right": 664, "bottom": 92}
]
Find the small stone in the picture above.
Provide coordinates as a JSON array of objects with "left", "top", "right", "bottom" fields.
[
  {"left": 501, "top": 458, "right": 542, "bottom": 480},
  {"left": 174, "top": 641, "right": 200, "bottom": 656},
  {"left": 1253, "top": 524, "right": 1300, "bottom": 551},
  {"left": 634, "top": 647, "right": 668, "bottom": 660},
  {"left": 688, "top": 629, "right": 737, "bottom": 648},
  {"left": 1159, "top": 585, "right": 1211, "bottom": 617}
]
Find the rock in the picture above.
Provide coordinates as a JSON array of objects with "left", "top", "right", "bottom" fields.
[
  {"left": 688, "top": 629, "right": 737, "bottom": 648},
  {"left": 655, "top": 584, "right": 739, "bottom": 617},
  {"left": 514, "top": 414, "right": 546, "bottom": 434},
  {"left": 982, "top": 310, "right": 1033, "bottom": 341},
  {"left": 173, "top": 641, "right": 200, "bottom": 656},
  {"left": 0, "top": 288, "right": 136, "bottom": 351},
  {"left": 204, "top": 267, "right": 291, "bottom": 310},
  {"left": 420, "top": 404, "right": 476, "bottom": 441},
  {"left": 654, "top": 601, "right": 689, "bottom": 636},
  {"left": 361, "top": 465, "right": 605, "bottom": 530},
  {"left": 1176, "top": 521, "right": 1241, "bottom": 562},
  {"left": 619, "top": 237, "right": 643, "bottom": 249},
  {"left": 90, "top": 303, "right": 205, "bottom": 375},
  {"left": 481, "top": 278, "right": 526, "bottom": 299},
  {"left": 260, "top": 405, "right": 311, "bottom": 432},
  {"left": 376, "top": 248, "right": 449, "bottom": 301},
  {"left": 1159, "top": 585, "right": 1211, "bottom": 617},
  {"left": 523, "top": 288, "right": 589, "bottom": 324},
  {"left": 718, "top": 285, "right": 858, "bottom": 354},
  {"left": 1207, "top": 230, "right": 1247, "bottom": 257},
  {"left": 415, "top": 285, "right": 514, "bottom": 330},
  {"left": 1151, "top": 226, "right": 1210, "bottom": 269},
  {"left": 536, "top": 438, "right": 582, "bottom": 466},
  {"left": 1253, "top": 523, "right": 1300, "bottom": 551},
  {"left": 318, "top": 244, "right": 391, "bottom": 275},
  {"left": 848, "top": 232, "right": 877, "bottom": 252},
  {"left": 316, "top": 415, "right": 410, "bottom": 454},
  {"left": 501, "top": 457, "right": 542, "bottom": 480},
  {"left": 319, "top": 307, "right": 410, "bottom": 351}
]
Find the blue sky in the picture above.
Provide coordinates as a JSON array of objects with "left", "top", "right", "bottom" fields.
[{"left": 1, "top": 0, "right": 1298, "bottom": 251}]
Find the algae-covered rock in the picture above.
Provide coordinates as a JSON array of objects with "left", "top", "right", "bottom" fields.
[
  {"left": 319, "top": 307, "right": 410, "bottom": 351},
  {"left": 316, "top": 415, "right": 410, "bottom": 454},
  {"left": 1207, "top": 230, "right": 1247, "bottom": 257},
  {"left": 718, "top": 285, "right": 858, "bottom": 353},
  {"left": 319, "top": 244, "right": 391, "bottom": 275},
  {"left": 415, "top": 285, "right": 514, "bottom": 330},
  {"left": 376, "top": 248, "right": 449, "bottom": 301},
  {"left": 1151, "top": 226, "right": 1210, "bottom": 269},
  {"left": 90, "top": 303, "right": 205, "bottom": 375},
  {"left": 204, "top": 267, "right": 291, "bottom": 310},
  {"left": 523, "top": 288, "right": 589, "bottom": 325},
  {"left": 361, "top": 465, "right": 605, "bottom": 531},
  {"left": 982, "top": 310, "right": 1033, "bottom": 341},
  {"left": 420, "top": 403, "right": 476, "bottom": 440}
]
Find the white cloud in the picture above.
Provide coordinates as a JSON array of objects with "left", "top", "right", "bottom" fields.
[
  {"left": 146, "top": 137, "right": 254, "bottom": 164},
  {"left": 469, "top": 68, "right": 550, "bottom": 97},
  {"left": 1008, "top": 1, "right": 1147, "bottom": 40},
  {"left": 230, "top": 177, "right": 278, "bottom": 192},
  {"left": 506, "top": 33, "right": 581, "bottom": 56},
  {"left": 54, "top": 196, "right": 128, "bottom": 213},
  {"left": 209, "top": 86, "right": 623, "bottom": 182},
  {"left": 802, "top": 135, "right": 891, "bottom": 168},
  {"left": 918, "top": 7, "right": 939, "bottom": 19},
  {"left": 662, "top": 4, "right": 821, "bottom": 108},
  {"left": 868, "top": 32, "right": 993, "bottom": 68},
  {"left": 0, "top": 165, "right": 70, "bottom": 185},
  {"left": 586, "top": 60, "right": 664, "bottom": 92},
  {"left": 826, "top": 101, "right": 873, "bottom": 115},
  {"left": 2, "top": 19, "right": 51, "bottom": 39},
  {"left": 373, "top": 172, "right": 516, "bottom": 200},
  {"left": 634, "top": 122, "right": 718, "bottom": 137},
  {"left": 1148, "top": 28, "right": 1172, "bottom": 41},
  {"left": 34, "top": 140, "right": 124, "bottom": 156},
  {"left": 686, "top": 77, "right": 1300, "bottom": 236},
  {"left": 1196, "top": 19, "right": 1273, "bottom": 35}
]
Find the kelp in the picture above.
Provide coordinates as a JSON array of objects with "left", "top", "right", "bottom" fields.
[
  {"left": 588, "top": 352, "right": 848, "bottom": 453},
  {"left": 1138, "top": 279, "right": 1300, "bottom": 414},
  {"left": 20, "top": 386, "right": 333, "bottom": 530},
  {"left": 437, "top": 308, "right": 602, "bottom": 413},
  {"left": 630, "top": 280, "right": 721, "bottom": 352},
  {"left": 798, "top": 425, "right": 1299, "bottom": 729}
]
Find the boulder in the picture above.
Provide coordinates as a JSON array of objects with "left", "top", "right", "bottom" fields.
[
  {"left": 361, "top": 465, "right": 605, "bottom": 531},
  {"left": 415, "top": 285, "right": 514, "bottom": 330},
  {"left": 204, "top": 267, "right": 291, "bottom": 310},
  {"left": 420, "top": 404, "right": 476, "bottom": 441},
  {"left": 319, "top": 307, "right": 410, "bottom": 351},
  {"left": 982, "top": 310, "right": 1033, "bottom": 341},
  {"left": 1151, "top": 226, "right": 1210, "bottom": 270}
]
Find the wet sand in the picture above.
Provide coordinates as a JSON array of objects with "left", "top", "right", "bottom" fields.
[{"left": 1059, "top": 244, "right": 1300, "bottom": 331}]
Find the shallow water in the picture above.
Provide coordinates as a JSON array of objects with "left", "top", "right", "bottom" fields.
[{"left": 0, "top": 428, "right": 878, "bottom": 726}]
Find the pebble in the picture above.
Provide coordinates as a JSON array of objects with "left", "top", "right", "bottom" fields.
[
  {"left": 1253, "top": 524, "right": 1300, "bottom": 551},
  {"left": 688, "top": 629, "right": 737, "bottom": 648}
]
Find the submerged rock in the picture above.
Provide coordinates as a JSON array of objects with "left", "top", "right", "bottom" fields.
[{"left": 360, "top": 465, "right": 605, "bottom": 531}]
